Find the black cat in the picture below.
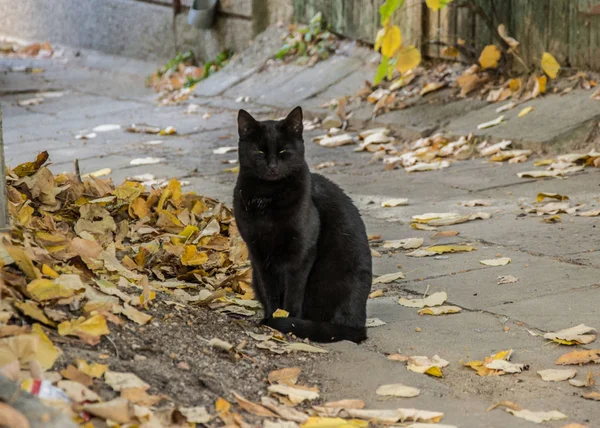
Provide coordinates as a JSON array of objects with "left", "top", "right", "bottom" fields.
[{"left": 233, "top": 107, "right": 372, "bottom": 343}]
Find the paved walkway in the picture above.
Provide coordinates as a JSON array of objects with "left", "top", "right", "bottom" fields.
[{"left": 2, "top": 43, "right": 600, "bottom": 427}]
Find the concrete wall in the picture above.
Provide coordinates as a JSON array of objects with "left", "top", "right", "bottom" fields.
[{"left": 0, "top": 0, "right": 292, "bottom": 62}]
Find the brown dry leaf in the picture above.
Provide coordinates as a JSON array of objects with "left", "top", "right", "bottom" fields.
[
  {"left": 60, "top": 364, "right": 93, "bottom": 386},
  {"left": 268, "top": 367, "right": 301, "bottom": 385},
  {"left": 233, "top": 392, "right": 278, "bottom": 417},
  {"left": 83, "top": 398, "right": 134, "bottom": 424},
  {"left": 420, "top": 82, "right": 446, "bottom": 96},
  {"left": 27, "top": 278, "right": 80, "bottom": 301},
  {"left": 381, "top": 198, "right": 408, "bottom": 207},
  {"left": 480, "top": 257, "right": 511, "bottom": 267},
  {"left": 121, "top": 387, "right": 165, "bottom": 406},
  {"left": 0, "top": 335, "right": 38, "bottom": 368},
  {"left": 285, "top": 342, "right": 328, "bottom": 354},
  {"left": 556, "top": 349, "right": 600, "bottom": 365},
  {"left": 14, "top": 301, "right": 55, "bottom": 327},
  {"left": 407, "top": 355, "right": 449, "bottom": 377},
  {"left": 323, "top": 399, "right": 365, "bottom": 409},
  {"left": 347, "top": 407, "right": 444, "bottom": 424},
  {"left": 76, "top": 360, "right": 108, "bottom": 378},
  {"left": 268, "top": 384, "right": 319, "bottom": 404},
  {"left": 582, "top": 391, "right": 600, "bottom": 401},
  {"left": 432, "top": 230, "right": 459, "bottom": 238},
  {"left": 383, "top": 238, "right": 423, "bottom": 250},
  {"left": 407, "top": 245, "right": 475, "bottom": 257},
  {"left": 179, "top": 406, "right": 211, "bottom": 423},
  {"left": 498, "top": 24, "right": 520, "bottom": 50},
  {"left": 537, "top": 192, "right": 569, "bottom": 202},
  {"left": 487, "top": 400, "right": 521, "bottom": 412},
  {"left": 464, "top": 349, "right": 517, "bottom": 376},
  {"left": 368, "top": 289, "right": 384, "bottom": 299}
]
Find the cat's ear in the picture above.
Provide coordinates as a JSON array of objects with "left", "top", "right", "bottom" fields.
[
  {"left": 238, "top": 109, "right": 259, "bottom": 139},
  {"left": 283, "top": 106, "right": 303, "bottom": 136}
]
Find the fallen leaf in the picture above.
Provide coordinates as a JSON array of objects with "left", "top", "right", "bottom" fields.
[
  {"left": 399, "top": 291, "right": 447, "bottom": 308},
  {"left": 407, "top": 355, "right": 449, "bottom": 377},
  {"left": 180, "top": 406, "right": 210, "bottom": 423},
  {"left": 578, "top": 209, "right": 600, "bottom": 217},
  {"left": 368, "top": 289, "right": 384, "bottom": 299},
  {"left": 537, "top": 369, "right": 577, "bottom": 382},
  {"left": 418, "top": 305, "right": 462, "bottom": 316},
  {"left": 479, "top": 45, "right": 501, "bottom": 69},
  {"left": 544, "top": 324, "right": 597, "bottom": 346},
  {"left": 582, "top": 392, "right": 600, "bottom": 401},
  {"left": 268, "top": 384, "right": 319, "bottom": 404},
  {"left": 478, "top": 115, "right": 505, "bottom": 130},
  {"left": 480, "top": 257, "right": 511, "bottom": 267},
  {"left": 285, "top": 343, "right": 328, "bottom": 354},
  {"left": 537, "top": 192, "right": 569, "bottom": 202},
  {"left": 60, "top": 364, "right": 93, "bottom": 386},
  {"left": 268, "top": 367, "right": 301, "bottom": 385},
  {"left": 233, "top": 391, "right": 278, "bottom": 417},
  {"left": 317, "top": 134, "right": 354, "bottom": 148},
  {"left": 497, "top": 275, "right": 519, "bottom": 284},
  {"left": 485, "top": 359, "right": 526, "bottom": 373},
  {"left": 76, "top": 360, "right": 108, "bottom": 378},
  {"left": 0, "top": 403, "right": 30, "bottom": 428},
  {"left": 57, "top": 314, "right": 109, "bottom": 344},
  {"left": 130, "top": 157, "right": 163, "bottom": 166},
  {"left": 517, "top": 170, "right": 562, "bottom": 178},
  {"left": 83, "top": 398, "right": 133, "bottom": 424},
  {"left": 302, "top": 417, "right": 367, "bottom": 428},
  {"left": 381, "top": 198, "right": 408, "bottom": 207},
  {"left": 347, "top": 408, "right": 443, "bottom": 424},
  {"left": 556, "top": 349, "right": 600, "bottom": 365},
  {"left": 420, "top": 82, "right": 446, "bottom": 96},
  {"left": 366, "top": 318, "right": 386, "bottom": 327},
  {"left": 121, "top": 387, "right": 164, "bottom": 406},
  {"left": 464, "top": 349, "right": 518, "bottom": 376},
  {"left": 518, "top": 106, "right": 534, "bottom": 117},
  {"left": 506, "top": 409, "right": 567, "bottom": 423},
  {"left": 498, "top": 24, "right": 520, "bottom": 50},
  {"left": 57, "top": 380, "right": 101, "bottom": 402},
  {"left": 30, "top": 324, "right": 59, "bottom": 370},
  {"left": 27, "top": 278, "right": 80, "bottom": 301},
  {"left": 541, "top": 52, "right": 561, "bottom": 79},
  {"left": 373, "top": 272, "right": 405, "bottom": 284},
  {"left": 104, "top": 371, "right": 150, "bottom": 391},
  {"left": 487, "top": 400, "right": 521, "bottom": 412},
  {"left": 323, "top": 399, "right": 365, "bottom": 409},
  {"left": 376, "top": 383, "right": 420, "bottom": 398},
  {"left": 407, "top": 245, "right": 475, "bottom": 257},
  {"left": 383, "top": 238, "right": 423, "bottom": 250}
]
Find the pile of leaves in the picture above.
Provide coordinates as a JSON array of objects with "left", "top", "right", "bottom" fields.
[
  {"left": 146, "top": 49, "right": 233, "bottom": 105},
  {"left": 275, "top": 13, "right": 338, "bottom": 67}
]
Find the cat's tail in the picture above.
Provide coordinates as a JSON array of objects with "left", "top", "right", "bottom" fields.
[{"left": 263, "top": 317, "right": 367, "bottom": 344}]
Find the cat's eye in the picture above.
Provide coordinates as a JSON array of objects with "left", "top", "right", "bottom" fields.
[
  {"left": 279, "top": 150, "right": 287, "bottom": 154},
  {"left": 256, "top": 150, "right": 264, "bottom": 154}
]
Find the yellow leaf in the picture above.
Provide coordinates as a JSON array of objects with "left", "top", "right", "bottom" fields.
[
  {"left": 273, "top": 309, "right": 289, "bottom": 318},
  {"left": 0, "top": 334, "right": 38, "bottom": 368},
  {"left": 181, "top": 245, "right": 208, "bottom": 266},
  {"left": 420, "top": 82, "right": 446, "bottom": 96},
  {"left": 31, "top": 324, "right": 59, "bottom": 370},
  {"left": 179, "top": 225, "right": 199, "bottom": 240},
  {"left": 157, "top": 179, "right": 182, "bottom": 211},
  {"left": 424, "top": 366, "right": 443, "bottom": 377},
  {"left": 424, "top": 245, "right": 475, "bottom": 254},
  {"left": 541, "top": 52, "right": 560, "bottom": 79},
  {"left": 129, "top": 197, "right": 149, "bottom": 219},
  {"left": 4, "top": 245, "right": 39, "bottom": 279},
  {"left": 12, "top": 151, "right": 49, "bottom": 177},
  {"left": 543, "top": 215, "right": 562, "bottom": 224},
  {"left": 425, "top": 0, "right": 453, "bottom": 11},
  {"left": 216, "top": 397, "right": 231, "bottom": 413},
  {"left": 14, "top": 301, "right": 55, "bottom": 327},
  {"left": 395, "top": 45, "right": 421, "bottom": 73},
  {"left": 159, "top": 126, "right": 176, "bottom": 135},
  {"left": 537, "top": 192, "right": 569, "bottom": 202},
  {"left": 518, "top": 106, "right": 534, "bottom": 117},
  {"left": 76, "top": 360, "right": 108, "bottom": 378},
  {"left": 508, "top": 78, "right": 522, "bottom": 92},
  {"left": 17, "top": 205, "right": 34, "bottom": 226},
  {"left": 302, "top": 417, "right": 368, "bottom": 428},
  {"left": 41, "top": 264, "right": 59, "bottom": 278},
  {"left": 381, "top": 26, "right": 402, "bottom": 57},
  {"left": 537, "top": 75, "right": 547, "bottom": 94},
  {"left": 418, "top": 305, "right": 462, "bottom": 316},
  {"left": 441, "top": 46, "right": 459, "bottom": 58},
  {"left": 58, "top": 315, "right": 110, "bottom": 344},
  {"left": 479, "top": 45, "right": 501, "bottom": 69},
  {"left": 113, "top": 181, "right": 144, "bottom": 202},
  {"left": 27, "top": 278, "right": 76, "bottom": 301}
]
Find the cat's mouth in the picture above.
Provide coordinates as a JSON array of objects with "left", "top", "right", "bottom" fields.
[{"left": 262, "top": 171, "right": 283, "bottom": 181}]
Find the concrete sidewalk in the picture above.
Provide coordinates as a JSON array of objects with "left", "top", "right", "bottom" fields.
[{"left": 2, "top": 42, "right": 600, "bottom": 427}]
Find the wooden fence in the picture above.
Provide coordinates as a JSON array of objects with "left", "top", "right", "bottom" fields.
[{"left": 293, "top": 0, "right": 600, "bottom": 71}]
